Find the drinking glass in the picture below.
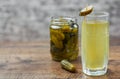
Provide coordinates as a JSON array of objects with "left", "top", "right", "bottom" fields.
[{"left": 81, "top": 12, "right": 109, "bottom": 76}]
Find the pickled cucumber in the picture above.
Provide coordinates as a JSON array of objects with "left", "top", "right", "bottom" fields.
[
  {"left": 61, "top": 25, "right": 71, "bottom": 32},
  {"left": 61, "top": 60, "right": 77, "bottom": 73},
  {"left": 51, "top": 35, "right": 63, "bottom": 49},
  {"left": 50, "top": 29, "right": 65, "bottom": 40}
]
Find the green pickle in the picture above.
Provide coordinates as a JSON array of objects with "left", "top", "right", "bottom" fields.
[
  {"left": 50, "top": 17, "right": 79, "bottom": 61},
  {"left": 61, "top": 60, "right": 77, "bottom": 73}
]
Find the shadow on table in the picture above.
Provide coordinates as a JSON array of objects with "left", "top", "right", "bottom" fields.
[{"left": 80, "top": 73, "right": 109, "bottom": 79}]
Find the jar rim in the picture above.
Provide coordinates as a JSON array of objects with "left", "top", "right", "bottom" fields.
[
  {"left": 51, "top": 16, "right": 77, "bottom": 25},
  {"left": 51, "top": 16, "right": 76, "bottom": 22}
]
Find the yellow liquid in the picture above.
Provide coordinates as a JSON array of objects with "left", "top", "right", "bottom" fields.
[{"left": 82, "top": 20, "right": 109, "bottom": 70}]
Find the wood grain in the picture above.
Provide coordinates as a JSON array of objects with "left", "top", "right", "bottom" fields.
[{"left": 0, "top": 41, "right": 119, "bottom": 79}]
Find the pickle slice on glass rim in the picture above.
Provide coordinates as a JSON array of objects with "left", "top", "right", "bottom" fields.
[{"left": 79, "top": 5, "right": 93, "bottom": 16}]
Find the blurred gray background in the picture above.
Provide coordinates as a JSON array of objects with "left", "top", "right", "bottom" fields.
[{"left": 0, "top": 0, "right": 119, "bottom": 42}]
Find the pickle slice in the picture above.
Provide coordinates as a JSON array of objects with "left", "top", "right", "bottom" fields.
[{"left": 79, "top": 5, "right": 93, "bottom": 16}]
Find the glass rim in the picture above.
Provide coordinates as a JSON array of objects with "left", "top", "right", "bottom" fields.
[{"left": 87, "top": 11, "right": 109, "bottom": 18}]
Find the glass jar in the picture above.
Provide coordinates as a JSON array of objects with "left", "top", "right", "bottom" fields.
[{"left": 50, "top": 16, "right": 79, "bottom": 61}]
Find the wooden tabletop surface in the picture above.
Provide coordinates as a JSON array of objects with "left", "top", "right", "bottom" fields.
[{"left": 0, "top": 40, "right": 119, "bottom": 79}]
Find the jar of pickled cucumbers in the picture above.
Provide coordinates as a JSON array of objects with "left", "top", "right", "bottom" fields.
[{"left": 50, "top": 16, "right": 79, "bottom": 61}]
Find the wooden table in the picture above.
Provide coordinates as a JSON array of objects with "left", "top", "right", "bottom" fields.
[{"left": 0, "top": 41, "right": 119, "bottom": 79}]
